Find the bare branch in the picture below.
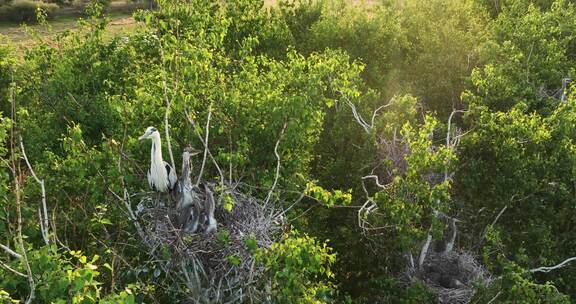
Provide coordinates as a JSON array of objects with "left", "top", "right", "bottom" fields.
[
  {"left": 0, "top": 259, "right": 27, "bottom": 278},
  {"left": 38, "top": 208, "right": 47, "bottom": 245},
  {"left": 418, "top": 234, "right": 433, "bottom": 269},
  {"left": 446, "top": 110, "right": 465, "bottom": 148},
  {"left": 185, "top": 108, "right": 226, "bottom": 185},
  {"left": 10, "top": 72, "right": 35, "bottom": 304},
  {"left": 490, "top": 205, "right": 507, "bottom": 227},
  {"left": 196, "top": 105, "right": 212, "bottom": 186},
  {"left": 358, "top": 199, "right": 378, "bottom": 232},
  {"left": 264, "top": 121, "right": 288, "bottom": 209},
  {"left": 362, "top": 175, "right": 387, "bottom": 189},
  {"left": 476, "top": 205, "right": 508, "bottom": 251},
  {"left": 444, "top": 109, "right": 465, "bottom": 182},
  {"left": 371, "top": 102, "right": 393, "bottom": 128},
  {"left": 160, "top": 45, "right": 176, "bottom": 173},
  {"left": 487, "top": 291, "right": 502, "bottom": 304},
  {"left": 530, "top": 257, "right": 576, "bottom": 273},
  {"left": 0, "top": 243, "right": 21, "bottom": 259},
  {"left": 20, "top": 138, "right": 49, "bottom": 245},
  {"left": 345, "top": 98, "right": 370, "bottom": 133}
]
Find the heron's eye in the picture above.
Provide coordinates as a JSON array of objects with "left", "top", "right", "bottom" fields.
[{"left": 151, "top": 128, "right": 157, "bottom": 132}]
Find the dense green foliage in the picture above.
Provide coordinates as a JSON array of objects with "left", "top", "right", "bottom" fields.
[{"left": 1, "top": 0, "right": 576, "bottom": 302}]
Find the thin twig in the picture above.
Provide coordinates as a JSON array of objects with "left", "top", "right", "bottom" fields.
[
  {"left": 370, "top": 102, "right": 393, "bottom": 128},
  {"left": 445, "top": 109, "right": 465, "bottom": 181},
  {"left": 476, "top": 204, "right": 508, "bottom": 251},
  {"left": 196, "top": 105, "right": 212, "bottom": 186},
  {"left": 0, "top": 243, "right": 22, "bottom": 259},
  {"left": 185, "top": 108, "right": 225, "bottom": 185},
  {"left": 490, "top": 205, "right": 507, "bottom": 227},
  {"left": 487, "top": 291, "right": 502, "bottom": 304},
  {"left": 0, "top": 260, "right": 27, "bottom": 278},
  {"left": 160, "top": 45, "right": 176, "bottom": 173},
  {"left": 264, "top": 121, "right": 288, "bottom": 209}
]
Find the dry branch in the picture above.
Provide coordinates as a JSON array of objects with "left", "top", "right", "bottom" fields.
[
  {"left": 185, "top": 108, "right": 226, "bottom": 185},
  {"left": 530, "top": 257, "right": 576, "bottom": 273},
  {"left": 196, "top": 105, "right": 212, "bottom": 186},
  {"left": 264, "top": 121, "right": 288, "bottom": 209},
  {"left": 20, "top": 138, "right": 49, "bottom": 245},
  {"left": 10, "top": 73, "right": 35, "bottom": 304},
  {"left": 0, "top": 259, "right": 27, "bottom": 278},
  {"left": 160, "top": 45, "right": 176, "bottom": 173}
]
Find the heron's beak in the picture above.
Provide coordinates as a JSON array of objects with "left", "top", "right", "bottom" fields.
[
  {"left": 190, "top": 148, "right": 202, "bottom": 156},
  {"left": 138, "top": 133, "right": 148, "bottom": 140},
  {"left": 183, "top": 147, "right": 202, "bottom": 156}
]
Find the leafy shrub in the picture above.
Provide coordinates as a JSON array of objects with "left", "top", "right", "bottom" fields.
[
  {"left": 470, "top": 227, "right": 571, "bottom": 303},
  {"left": 256, "top": 231, "right": 336, "bottom": 304},
  {"left": 464, "top": 0, "right": 576, "bottom": 112},
  {"left": 355, "top": 275, "right": 435, "bottom": 304},
  {"left": 458, "top": 100, "right": 576, "bottom": 298},
  {"left": 0, "top": 0, "right": 58, "bottom": 23},
  {"left": 0, "top": 245, "right": 140, "bottom": 303}
]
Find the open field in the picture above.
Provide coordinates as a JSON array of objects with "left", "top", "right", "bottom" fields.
[
  {"left": 0, "top": 0, "right": 144, "bottom": 48},
  {"left": 0, "top": 13, "right": 138, "bottom": 46}
]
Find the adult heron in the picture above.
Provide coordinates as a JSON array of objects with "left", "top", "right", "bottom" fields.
[{"left": 138, "top": 126, "right": 177, "bottom": 193}]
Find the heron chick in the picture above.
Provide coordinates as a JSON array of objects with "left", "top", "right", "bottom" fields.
[
  {"left": 175, "top": 147, "right": 202, "bottom": 231},
  {"left": 139, "top": 126, "right": 177, "bottom": 193},
  {"left": 203, "top": 184, "right": 218, "bottom": 234}
]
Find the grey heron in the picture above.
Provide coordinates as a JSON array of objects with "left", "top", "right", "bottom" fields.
[
  {"left": 138, "top": 126, "right": 177, "bottom": 193},
  {"left": 175, "top": 147, "right": 202, "bottom": 232},
  {"left": 202, "top": 183, "right": 218, "bottom": 234}
]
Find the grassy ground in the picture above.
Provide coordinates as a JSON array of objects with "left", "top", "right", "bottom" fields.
[
  {"left": 0, "top": 0, "right": 272, "bottom": 48},
  {"left": 1, "top": 0, "right": 366, "bottom": 48},
  {"left": 0, "top": 0, "right": 143, "bottom": 48},
  {"left": 0, "top": 12, "right": 138, "bottom": 46}
]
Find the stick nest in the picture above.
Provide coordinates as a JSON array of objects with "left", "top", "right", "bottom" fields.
[
  {"left": 408, "top": 250, "right": 493, "bottom": 304},
  {"left": 133, "top": 184, "right": 284, "bottom": 303}
]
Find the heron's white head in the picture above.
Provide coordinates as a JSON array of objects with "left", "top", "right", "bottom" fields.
[{"left": 138, "top": 127, "right": 159, "bottom": 140}]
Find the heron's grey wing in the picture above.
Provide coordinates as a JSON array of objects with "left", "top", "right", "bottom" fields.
[
  {"left": 178, "top": 205, "right": 192, "bottom": 228},
  {"left": 183, "top": 200, "right": 200, "bottom": 233},
  {"left": 190, "top": 200, "right": 200, "bottom": 233}
]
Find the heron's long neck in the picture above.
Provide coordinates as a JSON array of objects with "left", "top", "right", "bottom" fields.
[
  {"left": 181, "top": 155, "right": 192, "bottom": 185},
  {"left": 151, "top": 135, "right": 163, "bottom": 167}
]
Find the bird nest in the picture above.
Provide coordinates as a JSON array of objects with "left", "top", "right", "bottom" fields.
[
  {"left": 132, "top": 184, "right": 284, "bottom": 303},
  {"left": 408, "top": 251, "right": 492, "bottom": 304}
]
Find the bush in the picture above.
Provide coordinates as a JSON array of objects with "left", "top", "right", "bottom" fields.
[
  {"left": 256, "top": 231, "right": 336, "bottom": 304},
  {"left": 0, "top": 0, "right": 58, "bottom": 23}
]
